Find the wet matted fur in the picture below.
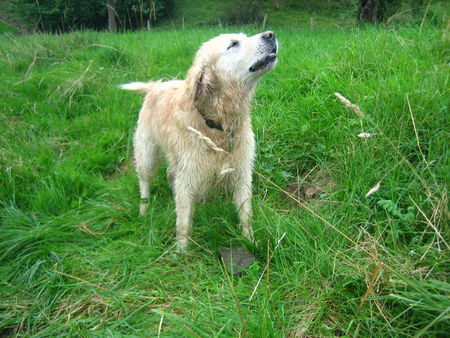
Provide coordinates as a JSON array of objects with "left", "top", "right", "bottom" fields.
[{"left": 120, "top": 31, "right": 278, "bottom": 250}]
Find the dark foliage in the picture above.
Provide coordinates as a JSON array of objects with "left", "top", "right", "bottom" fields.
[
  {"left": 11, "top": 0, "right": 173, "bottom": 32},
  {"left": 220, "top": 0, "right": 265, "bottom": 25},
  {"left": 357, "top": 0, "right": 429, "bottom": 23},
  {"left": 357, "top": 0, "right": 401, "bottom": 23}
]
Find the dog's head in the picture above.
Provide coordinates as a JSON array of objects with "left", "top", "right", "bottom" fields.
[
  {"left": 208, "top": 31, "right": 278, "bottom": 81},
  {"left": 186, "top": 31, "right": 278, "bottom": 105}
]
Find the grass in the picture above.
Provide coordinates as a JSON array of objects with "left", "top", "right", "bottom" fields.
[
  {"left": 0, "top": 21, "right": 18, "bottom": 34},
  {"left": 0, "top": 22, "right": 449, "bottom": 336}
]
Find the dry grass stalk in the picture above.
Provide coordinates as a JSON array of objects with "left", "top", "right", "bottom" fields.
[
  {"left": 289, "top": 306, "right": 320, "bottom": 337},
  {"left": 335, "top": 93, "right": 440, "bottom": 211},
  {"left": 53, "top": 269, "right": 109, "bottom": 291},
  {"left": 256, "top": 171, "right": 398, "bottom": 273},
  {"left": 365, "top": 181, "right": 381, "bottom": 197},
  {"left": 409, "top": 197, "right": 449, "bottom": 251},
  {"left": 25, "top": 50, "right": 38, "bottom": 79},
  {"left": 188, "top": 126, "right": 235, "bottom": 176},
  {"left": 358, "top": 262, "right": 382, "bottom": 312},
  {"left": 406, "top": 93, "right": 428, "bottom": 165},
  {"left": 420, "top": 0, "right": 433, "bottom": 32},
  {"left": 366, "top": 160, "right": 405, "bottom": 198},
  {"left": 334, "top": 92, "right": 366, "bottom": 118},
  {"left": 52, "top": 269, "right": 156, "bottom": 300},
  {"left": 221, "top": 256, "right": 247, "bottom": 336},
  {"left": 157, "top": 313, "right": 164, "bottom": 337},
  {"left": 78, "top": 223, "right": 104, "bottom": 237},
  {"left": 249, "top": 232, "right": 286, "bottom": 301},
  {"left": 90, "top": 43, "right": 120, "bottom": 51},
  {"left": 358, "top": 132, "right": 374, "bottom": 138},
  {"left": 187, "top": 126, "right": 230, "bottom": 155},
  {"left": 187, "top": 236, "right": 214, "bottom": 255}
]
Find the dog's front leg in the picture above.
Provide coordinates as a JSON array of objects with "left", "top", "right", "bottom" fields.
[
  {"left": 232, "top": 125, "right": 256, "bottom": 243},
  {"left": 174, "top": 182, "right": 196, "bottom": 251},
  {"left": 233, "top": 172, "right": 254, "bottom": 243}
]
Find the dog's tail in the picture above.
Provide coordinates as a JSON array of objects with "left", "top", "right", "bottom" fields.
[{"left": 118, "top": 81, "right": 159, "bottom": 94}]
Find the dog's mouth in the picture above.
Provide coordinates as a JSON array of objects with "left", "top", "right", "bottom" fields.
[{"left": 249, "top": 46, "right": 277, "bottom": 73}]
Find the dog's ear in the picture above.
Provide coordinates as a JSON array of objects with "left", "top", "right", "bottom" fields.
[{"left": 185, "top": 63, "right": 216, "bottom": 107}]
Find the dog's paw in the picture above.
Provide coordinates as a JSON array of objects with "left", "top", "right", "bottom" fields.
[
  {"left": 246, "top": 237, "right": 259, "bottom": 247},
  {"left": 139, "top": 203, "right": 148, "bottom": 215},
  {"left": 242, "top": 227, "right": 257, "bottom": 246},
  {"left": 175, "top": 239, "right": 190, "bottom": 254}
]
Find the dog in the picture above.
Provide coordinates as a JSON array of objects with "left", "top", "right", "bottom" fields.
[{"left": 120, "top": 31, "right": 278, "bottom": 250}]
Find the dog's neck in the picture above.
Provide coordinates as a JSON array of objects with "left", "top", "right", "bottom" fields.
[{"left": 194, "top": 81, "right": 256, "bottom": 133}]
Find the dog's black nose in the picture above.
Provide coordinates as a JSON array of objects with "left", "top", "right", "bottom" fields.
[{"left": 261, "top": 31, "right": 275, "bottom": 40}]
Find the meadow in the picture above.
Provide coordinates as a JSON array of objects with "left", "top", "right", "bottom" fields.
[{"left": 0, "top": 23, "right": 449, "bottom": 336}]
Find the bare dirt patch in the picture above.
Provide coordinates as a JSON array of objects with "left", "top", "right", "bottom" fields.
[
  {"left": 0, "top": 14, "right": 31, "bottom": 35},
  {"left": 108, "top": 158, "right": 135, "bottom": 180},
  {"left": 285, "top": 168, "right": 336, "bottom": 207}
]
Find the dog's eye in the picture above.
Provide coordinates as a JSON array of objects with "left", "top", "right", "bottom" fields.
[{"left": 227, "top": 40, "right": 239, "bottom": 50}]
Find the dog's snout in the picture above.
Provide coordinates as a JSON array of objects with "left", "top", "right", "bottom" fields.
[{"left": 261, "top": 31, "right": 275, "bottom": 40}]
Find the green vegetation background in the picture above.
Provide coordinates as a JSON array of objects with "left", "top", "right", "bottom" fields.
[{"left": 0, "top": 0, "right": 449, "bottom": 336}]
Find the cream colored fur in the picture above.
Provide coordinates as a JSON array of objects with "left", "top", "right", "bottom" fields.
[{"left": 120, "top": 31, "right": 278, "bottom": 250}]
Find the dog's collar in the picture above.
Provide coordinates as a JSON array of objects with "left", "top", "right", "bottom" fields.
[
  {"left": 201, "top": 116, "right": 234, "bottom": 152},
  {"left": 204, "top": 118, "right": 224, "bottom": 132}
]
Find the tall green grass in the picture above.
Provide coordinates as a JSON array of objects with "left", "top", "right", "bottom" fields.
[{"left": 0, "top": 25, "right": 448, "bottom": 336}]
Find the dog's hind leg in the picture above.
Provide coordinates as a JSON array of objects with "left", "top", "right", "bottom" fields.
[
  {"left": 134, "top": 127, "right": 161, "bottom": 215},
  {"left": 173, "top": 177, "right": 197, "bottom": 251},
  {"left": 166, "top": 166, "right": 176, "bottom": 196}
]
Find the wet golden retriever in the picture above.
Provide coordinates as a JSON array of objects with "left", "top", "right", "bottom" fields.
[{"left": 120, "top": 31, "right": 278, "bottom": 250}]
